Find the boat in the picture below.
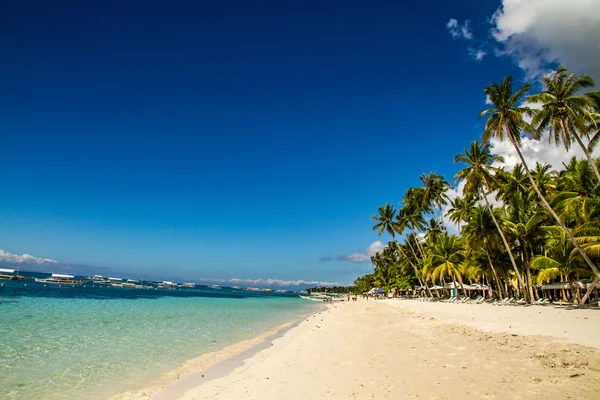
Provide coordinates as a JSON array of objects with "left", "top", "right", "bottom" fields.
[
  {"left": 261, "top": 288, "right": 273, "bottom": 293},
  {"left": 299, "top": 293, "right": 344, "bottom": 302},
  {"left": 108, "top": 277, "right": 124, "bottom": 287},
  {"left": 181, "top": 282, "right": 196, "bottom": 288},
  {"left": 92, "top": 275, "right": 111, "bottom": 284},
  {"left": 209, "top": 285, "right": 221, "bottom": 289},
  {"left": 34, "top": 273, "right": 87, "bottom": 285},
  {"left": 0, "top": 268, "right": 27, "bottom": 280},
  {"left": 159, "top": 281, "right": 178, "bottom": 289},
  {"left": 121, "top": 279, "right": 139, "bottom": 288}
]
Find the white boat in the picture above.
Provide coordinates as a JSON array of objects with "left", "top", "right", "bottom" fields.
[
  {"left": 160, "top": 281, "right": 178, "bottom": 289},
  {"left": 92, "top": 275, "right": 111, "bottom": 284},
  {"left": 299, "top": 293, "right": 344, "bottom": 302},
  {"left": 35, "top": 273, "right": 86, "bottom": 285},
  {"left": 181, "top": 282, "right": 196, "bottom": 288},
  {"left": 121, "top": 279, "right": 139, "bottom": 288},
  {"left": 108, "top": 277, "right": 124, "bottom": 286},
  {"left": 0, "top": 268, "right": 26, "bottom": 280},
  {"left": 209, "top": 285, "right": 221, "bottom": 289}
]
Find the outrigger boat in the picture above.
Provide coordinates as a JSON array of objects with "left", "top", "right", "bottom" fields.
[
  {"left": 0, "top": 268, "right": 27, "bottom": 280},
  {"left": 35, "top": 273, "right": 87, "bottom": 285},
  {"left": 299, "top": 293, "right": 345, "bottom": 302},
  {"left": 92, "top": 275, "right": 112, "bottom": 284}
]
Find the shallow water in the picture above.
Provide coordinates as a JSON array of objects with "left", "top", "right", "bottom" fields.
[{"left": 0, "top": 278, "right": 318, "bottom": 400}]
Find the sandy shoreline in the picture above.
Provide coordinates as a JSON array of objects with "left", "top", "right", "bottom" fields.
[
  {"left": 109, "top": 305, "right": 324, "bottom": 400},
  {"left": 133, "top": 298, "right": 600, "bottom": 400}
]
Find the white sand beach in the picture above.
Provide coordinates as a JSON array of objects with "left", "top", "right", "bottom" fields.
[{"left": 117, "top": 299, "right": 600, "bottom": 399}]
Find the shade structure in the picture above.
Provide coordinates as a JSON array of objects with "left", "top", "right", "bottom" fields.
[
  {"left": 464, "top": 283, "right": 489, "bottom": 291},
  {"left": 444, "top": 282, "right": 465, "bottom": 290},
  {"left": 429, "top": 285, "right": 444, "bottom": 290},
  {"left": 539, "top": 282, "right": 572, "bottom": 290}
]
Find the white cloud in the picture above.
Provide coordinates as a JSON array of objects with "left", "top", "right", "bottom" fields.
[
  {"left": 488, "top": 133, "right": 600, "bottom": 171},
  {"left": 321, "top": 240, "right": 385, "bottom": 264},
  {"left": 490, "top": 0, "right": 600, "bottom": 80},
  {"left": 0, "top": 249, "right": 57, "bottom": 264},
  {"left": 447, "top": 18, "right": 473, "bottom": 40},
  {"left": 468, "top": 48, "right": 487, "bottom": 61},
  {"left": 444, "top": 131, "right": 600, "bottom": 233}
]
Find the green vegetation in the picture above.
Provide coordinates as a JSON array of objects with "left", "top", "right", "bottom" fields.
[{"left": 355, "top": 67, "right": 600, "bottom": 305}]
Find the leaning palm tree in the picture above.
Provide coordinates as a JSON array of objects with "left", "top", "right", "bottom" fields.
[
  {"left": 528, "top": 67, "right": 600, "bottom": 181},
  {"left": 372, "top": 204, "right": 431, "bottom": 296},
  {"left": 447, "top": 194, "right": 476, "bottom": 232},
  {"left": 454, "top": 140, "right": 527, "bottom": 299},
  {"left": 420, "top": 172, "right": 450, "bottom": 228},
  {"left": 480, "top": 76, "right": 600, "bottom": 299}
]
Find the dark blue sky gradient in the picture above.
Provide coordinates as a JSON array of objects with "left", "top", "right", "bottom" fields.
[{"left": 0, "top": 1, "right": 523, "bottom": 284}]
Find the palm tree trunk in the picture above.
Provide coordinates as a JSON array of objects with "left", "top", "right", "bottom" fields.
[
  {"left": 522, "top": 241, "right": 536, "bottom": 304},
  {"left": 507, "top": 134, "right": 600, "bottom": 304},
  {"left": 485, "top": 249, "right": 505, "bottom": 298},
  {"left": 562, "top": 120, "right": 600, "bottom": 182},
  {"left": 482, "top": 191, "right": 527, "bottom": 296},
  {"left": 580, "top": 276, "right": 599, "bottom": 304},
  {"left": 394, "top": 240, "right": 432, "bottom": 297}
]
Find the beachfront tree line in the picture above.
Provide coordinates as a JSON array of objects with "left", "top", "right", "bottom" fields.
[{"left": 355, "top": 66, "right": 600, "bottom": 305}]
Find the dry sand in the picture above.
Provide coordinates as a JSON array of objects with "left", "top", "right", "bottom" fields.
[{"left": 118, "top": 299, "right": 600, "bottom": 400}]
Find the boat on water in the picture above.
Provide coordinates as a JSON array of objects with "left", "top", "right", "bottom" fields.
[
  {"left": 92, "top": 275, "right": 112, "bottom": 284},
  {"left": 0, "top": 268, "right": 27, "bottom": 280},
  {"left": 159, "top": 281, "right": 178, "bottom": 289},
  {"left": 181, "top": 282, "right": 196, "bottom": 288},
  {"left": 35, "top": 273, "right": 87, "bottom": 285},
  {"left": 299, "top": 293, "right": 345, "bottom": 302},
  {"left": 108, "top": 277, "right": 124, "bottom": 287},
  {"left": 121, "top": 279, "right": 139, "bottom": 288},
  {"left": 209, "top": 285, "right": 221, "bottom": 289}
]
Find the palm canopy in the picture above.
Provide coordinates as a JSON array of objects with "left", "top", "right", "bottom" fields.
[
  {"left": 480, "top": 76, "right": 538, "bottom": 145},
  {"left": 423, "top": 233, "right": 465, "bottom": 285},
  {"left": 454, "top": 140, "right": 504, "bottom": 196},
  {"left": 371, "top": 203, "right": 398, "bottom": 239},
  {"left": 528, "top": 66, "right": 595, "bottom": 150}
]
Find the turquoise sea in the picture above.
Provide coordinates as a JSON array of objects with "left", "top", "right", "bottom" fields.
[{"left": 0, "top": 276, "right": 320, "bottom": 400}]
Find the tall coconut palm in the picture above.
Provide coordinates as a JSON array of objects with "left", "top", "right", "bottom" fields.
[
  {"left": 372, "top": 204, "right": 431, "bottom": 295},
  {"left": 480, "top": 76, "right": 600, "bottom": 300},
  {"left": 420, "top": 172, "right": 450, "bottom": 228},
  {"left": 447, "top": 194, "right": 476, "bottom": 232},
  {"left": 528, "top": 67, "right": 600, "bottom": 181},
  {"left": 504, "top": 211, "right": 548, "bottom": 302},
  {"left": 454, "top": 140, "right": 528, "bottom": 299},
  {"left": 462, "top": 204, "right": 507, "bottom": 298}
]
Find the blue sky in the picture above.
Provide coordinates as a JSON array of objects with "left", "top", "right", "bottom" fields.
[{"left": 1, "top": 1, "right": 598, "bottom": 287}]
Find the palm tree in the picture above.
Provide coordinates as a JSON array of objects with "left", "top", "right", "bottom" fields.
[
  {"left": 447, "top": 194, "right": 476, "bottom": 232},
  {"left": 532, "top": 228, "right": 592, "bottom": 301},
  {"left": 528, "top": 67, "right": 600, "bottom": 181},
  {"left": 372, "top": 204, "right": 431, "bottom": 296},
  {"left": 504, "top": 211, "right": 548, "bottom": 302},
  {"left": 454, "top": 140, "right": 527, "bottom": 299},
  {"left": 462, "top": 204, "right": 507, "bottom": 298},
  {"left": 480, "top": 76, "right": 600, "bottom": 298},
  {"left": 423, "top": 233, "right": 465, "bottom": 295},
  {"left": 420, "top": 172, "right": 450, "bottom": 228}
]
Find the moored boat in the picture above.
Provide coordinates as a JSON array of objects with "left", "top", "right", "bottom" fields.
[
  {"left": 35, "top": 273, "right": 87, "bottom": 285},
  {"left": 0, "top": 268, "right": 27, "bottom": 280}
]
